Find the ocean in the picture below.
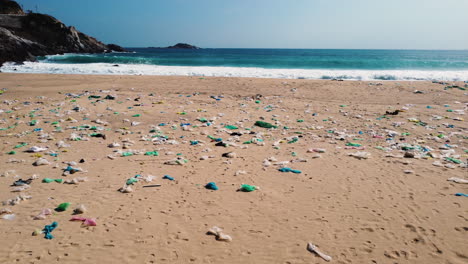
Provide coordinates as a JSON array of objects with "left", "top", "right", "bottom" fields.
[{"left": 2, "top": 48, "right": 468, "bottom": 81}]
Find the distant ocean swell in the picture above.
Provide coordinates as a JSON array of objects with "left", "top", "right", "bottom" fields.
[{"left": 2, "top": 61, "right": 468, "bottom": 81}]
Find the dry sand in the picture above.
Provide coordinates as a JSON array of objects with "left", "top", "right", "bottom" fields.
[{"left": 0, "top": 73, "right": 466, "bottom": 264}]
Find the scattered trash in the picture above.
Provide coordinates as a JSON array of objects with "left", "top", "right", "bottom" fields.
[
  {"left": 70, "top": 216, "right": 97, "bottom": 226},
  {"left": 239, "top": 184, "right": 258, "bottom": 192},
  {"left": 278, "top": 167, "right": 302, "bottom": 174},
  {"left": 55, "top": 202, "right": 71, "bottom": 212},
  {"left": 42, "top": 178, "right": 63, "bottom": 183},
  {"left": 307, "top": 242, "right": 332, "bottom": 262},
  {"left": 33, "top": 158, "right": 50, "bottom": 166},
  {"left": 205, "top": 182, "right": 219, "bottom": 190},
  {"left": 33, "top": 208, "right": 53, "bottom": 220},
  {"left": 41, "top": 221, "right": 58, "bottom": 239},
  {"left": 447, "top": 177, "right": 468, "bottom": 184},
  {"left": 348, "top": 152, "right": 371, "bottom": 159},
  {"left": 163, "top": 175, "right": 174, "bottom": 181},
  {"left": 73, "top": 204, "right": 87, "bottom": 214},
  {"left": 207, "top": 226, "right": 232, "bottom": 242}
]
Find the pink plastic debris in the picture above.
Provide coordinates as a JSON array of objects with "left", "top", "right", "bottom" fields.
[{"left": 70, "top": 216, "right": 97, "bottom": 226}]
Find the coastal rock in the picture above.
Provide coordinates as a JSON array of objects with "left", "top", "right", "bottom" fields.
[
  {"left": 106, "top": 43, "right": 127, "bottom": 52},
  {"left": 166, "top": 43, "right": 200, "bottom": 49},
  {"left": 0, "top": 1, "right": 122, "bottom": 65},
  {"left": 0, "top": 0, "right": 24, "bottom": 15}
]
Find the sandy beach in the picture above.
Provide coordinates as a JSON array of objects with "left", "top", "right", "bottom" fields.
[{"left": 0, "top": 73, "right": 466, "bottom": 264}]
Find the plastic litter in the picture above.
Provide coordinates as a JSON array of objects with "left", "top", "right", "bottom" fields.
[
  {"left": 64, "top": 177, "right": 88, "bottom": 184},
  {"left": 1, "top": 214, "right": 15, "bottom": 220},
  {"left": 254, "top": 121, "right": 277, "bottom": 129},
  {"left": 307, "top": 242, "right": 332, "bottom": 262},
  {"left": 239, "top": 184, "right": 258, "bottom": 192},
  {"left": 348, "top": 151, "right": 371, "bottom": 159},
  {"left": 73, "top": 204, "right": 87, "bottom": 214},
  {"left": 42, "top": 221, "right": 58, "bottom": 239},
  {"left": 205, "top": 182, "right": 219, "bottom": 190},
  {"left": 70, "top": 216, "right": 97, "bottom": 226},
  {"left": 163, "top": 175, "right": 174, "bottom": 181},
  {"left": 42, "top": 178, "right": 63, "bottom": 183},
  {"left": 26, "top": 146, "right": 48, "bottom": 153},
  {"left": 278, "top": 167, "right": 302, "bottom": 174},
  {"left": 447, "top": 177, "right": 468, "bottom": 184},
  {"left": 207, "top": 226, "right": 232, "bottom": 242},
  {"left": 33, "top": 158, "right": 50, "bottom": 166},
  {"left": 33, "top": 208, "right": 53, "bottom": 220},
  {"left": 3, "top": 194, "right": 32, "bottom": 206},
  {"left": 55, "top": 202, "right": 71, "bottom": 212}
]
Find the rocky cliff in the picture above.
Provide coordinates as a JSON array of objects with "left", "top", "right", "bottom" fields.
[
  {"left": 0, "top": 0, "right": 24, "bottom": 15},
  {"left": 0, "top": 0, "right": 125, "bottom": 65}
]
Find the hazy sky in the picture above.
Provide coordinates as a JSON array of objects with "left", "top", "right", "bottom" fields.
[{"left": 17, "top": 0, "right": 468, "bottom": 49}]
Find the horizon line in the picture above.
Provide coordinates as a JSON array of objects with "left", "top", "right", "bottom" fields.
[{"left": 124, "top": 47, "right": 468, "bottom": 51}]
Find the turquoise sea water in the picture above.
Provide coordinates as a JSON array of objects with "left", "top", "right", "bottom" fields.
[
  {"left": 2, "top": 49, "right": 468, "bottom": 80},
  {"left": 40, "top": 49, "right": 468, "bottom": 70}
]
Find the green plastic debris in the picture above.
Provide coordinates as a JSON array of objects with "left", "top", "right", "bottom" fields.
[
  {"left": 287, "top": 137, "right": 298, "bottom": 144},
  {"left": 198, "top": 117, "right": 208, "bottom": 123},
  {"left": 445, "top": 157, "right": 462, "bottom": 164},
  {"left": 43, "top": 178, "right": 63, "bottom": 183},
  {"left": 346, "top": 142, "right": 362, "bottom": 147},
  {"left": 297, "top": 119, "right": 304, "bottom": 123},
  {"left": 255, "top": 100, "right": 261, "bottom": 104},
  {"left": 224, "top": 125, "right": 238, "bottom": 130},
  {"left": 401, "top": 146, "right": 415, "bottom": 151},
  {"left": 144, "top": 151, "right": 159, "bottom": 156},
  {"left": 126, "top": 178, "right": 138, "bottom": 185},
  {"left": 7, "top": 151, "right": 16, "bottom": 155},
  {"left": 0, "top": 124, "right": 16, "bottom": 131},
  {"left": 29, "top": 120, "right": 37, "bottom": 126},
  {"left": 254, "top": 121, "right": 277, "bottom": 129},
  {"left": 132, "top": 114, "right": 141, "bottom": 117},
  {"left": 240, "top": 184, "right": 257, "bottom": 192},
  {"left": 14, "top": 143, "right": 28, "bottom": 149},
  {"left": 88, "top": 95, "right": 101, "bottom": 99},
  {"left": 122, "top": 152, "right": 133, "bottom": 157},
  {"left": 56, "top": 202, "right": 71, "bottom": 212}
]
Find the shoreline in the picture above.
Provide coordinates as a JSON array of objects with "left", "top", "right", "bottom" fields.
[{"left": 2, "top": 62, "right": 468, "bottom": 81}]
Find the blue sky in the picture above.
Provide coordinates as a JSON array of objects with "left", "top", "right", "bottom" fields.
[{"left": 17, "top": 0, "right": 468, "bottom": 49}]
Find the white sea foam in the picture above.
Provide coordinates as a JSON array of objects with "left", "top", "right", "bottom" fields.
[{"left": 1, "top": 61, "right": 468, "bottom": 81}]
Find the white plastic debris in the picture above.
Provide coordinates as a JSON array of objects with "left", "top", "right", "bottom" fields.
[
  {"left": 33, "top": 158, "right": 50, "bottom": 166},
  {"left": 348, "top": 151, "right": 371, "bottom": 159},
  {"left": 307, "top": 242, "right": 332, "bottom": 262},
  {"left": 207, "top": 226, "right": 232, "bottom": 242},
  {"left": 447, "top": 177, "right": 468, "bottom": 184}
]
